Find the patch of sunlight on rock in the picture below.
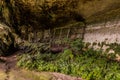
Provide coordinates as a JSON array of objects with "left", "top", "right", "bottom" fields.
[
  {"left": 9, "top": 69, "right": 56, "bottom": 80},
  {"left": 0, "top": 70, "right": 6, "bottom": 80}
]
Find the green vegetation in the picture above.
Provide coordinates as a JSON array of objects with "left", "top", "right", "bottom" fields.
[{"left": 17, "top": 39, "right": 120, "bottom": 80}]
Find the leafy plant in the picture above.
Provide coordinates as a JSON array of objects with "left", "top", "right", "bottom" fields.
[
  {"left": 70, "top": 39, "right": 84, "bottom": 55},
  {"left": 17, "top": 39, "right": 120, "bottom": 80}
]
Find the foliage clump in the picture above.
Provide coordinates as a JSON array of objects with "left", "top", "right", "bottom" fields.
[{"left": 17, "top": 39, "right": 120, "bottom": 80}]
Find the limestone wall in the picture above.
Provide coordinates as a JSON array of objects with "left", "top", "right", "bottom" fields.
[{"left": 84, "top": 19, "right": 120, "bottom": 44}]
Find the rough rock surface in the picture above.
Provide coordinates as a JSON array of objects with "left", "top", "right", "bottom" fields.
[
  {"left": 0, "top": 0, "right": 120, "bottom": 42},
  {"left": 0, "top": 0, "right": 120, "bottom": 54},
  {"left": 1, "top": 0, "right": 120, "bottom": 28},
  {"left": 0, "top": 23, "right": 20, "bottom": 56}
]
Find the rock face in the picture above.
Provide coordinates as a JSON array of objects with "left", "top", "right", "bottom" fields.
[
  {"left": 0, "top": 0, "right": 119, "bottom": 41},
  {"left": 84, "top": 20, "right": 120, "bottom": 43},
  {"left": 0, "top": 23, "right": 17, "bottom": 56},
  {"left": 1, "top": 0, "right": 84, "bottom": 29},
  {"left": 1, "top": 0, "right": 120, "bottom": 29},
  {"left": 0, "top": 0, "right": 120, "bottom": 55}
]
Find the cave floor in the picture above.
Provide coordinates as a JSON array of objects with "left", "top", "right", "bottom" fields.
[{"left": 0, "top": 51, "right": 82, "bottom": 80}]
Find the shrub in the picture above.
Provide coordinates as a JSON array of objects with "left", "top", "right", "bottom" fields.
[
  {"left": 70, "top": 39, "right": 84, "bottom": 55},
  {"left": 17, "top": 39, "right": 120, "bottom": 80}
]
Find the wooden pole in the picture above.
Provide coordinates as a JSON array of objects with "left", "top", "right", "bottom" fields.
[{"left": 67, "top": 28, "right": 71, "bottom": 39}]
